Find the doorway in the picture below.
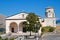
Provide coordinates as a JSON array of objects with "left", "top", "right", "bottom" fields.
[{"left": 11, "top": 28, "right": 14, "bottom": 33}]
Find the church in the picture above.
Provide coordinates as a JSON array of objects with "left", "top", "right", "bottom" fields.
[{"left": 6, "top": 7, "right": 56, "bottom": 34}]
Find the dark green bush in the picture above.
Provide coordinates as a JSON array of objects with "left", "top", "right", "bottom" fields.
[
  {"left": 4, "top": 38, "right": 8, "bottom": 40},
  {"left": 10, "top": 38, "right": 14, "bottom": 40},
  {"left": 41, "top": 26, "right": 50, "bottom": 32},
  {"left": 41, "top": 26, "right": 55, "bottom": 32},
  {"left": 49, "top": 27, "right": 55, "bottom": 32},
  {"left": 0, "top": 36, "right": 2, "bottom": 40}
]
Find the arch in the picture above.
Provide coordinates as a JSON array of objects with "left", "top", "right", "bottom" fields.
[
  {"left": 10, "top": 22, "right": 17, "bottom": 27},
  {"left": 19, "top": 21, "right": 27, "bottom": 32},
  {"left": 19, "top": 22, "right": 24, "bottom": 27},
  {"left": 10, "top": 22, "right": 18, "bottom": 33},
  {"left": 19, "top": 22, "right": 24, "bottom": 32}
]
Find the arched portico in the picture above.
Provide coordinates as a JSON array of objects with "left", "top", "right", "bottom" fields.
[
  {"left": 19, "top": 22, "right": 23, "bottom": 33},
  {"left": 6, "top": 12, "right": 28, "bottom": 33},
  {"left": 10, "top": 22, "right": 18, "bottom": 33},
  {"left": 19, "top": 21, "right": 27, "bottom": 33}
]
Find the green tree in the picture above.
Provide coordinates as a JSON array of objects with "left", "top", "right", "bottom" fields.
[{"left": 26, "top": 12, "right": 41, "bottom": 36}]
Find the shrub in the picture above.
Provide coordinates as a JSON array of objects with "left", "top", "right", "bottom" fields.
[
  {"left": 4, "top": 38, "right": 8, "bottom": 40},
  {"left": 41, "top": 26, "right": 49, "bottom": 32},
  {"left": 41, "top": 26, "right": 55, "bottom": 32},
  {"left": 10, "top": 38, "right": 14, "bottom": 40},
  {"left": 49, "top": 27, "right": 55, "bottom": 32},
  {"left": 0, "top": 36, "right": 2, "bottom": 40}
]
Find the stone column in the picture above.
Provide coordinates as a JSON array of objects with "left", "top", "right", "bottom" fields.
[
  {"left": 18, "top": 25, "right": 19, "bottom": 33},
  {"left": 6, "top": 21, "right": 10, "bottom": 33}
]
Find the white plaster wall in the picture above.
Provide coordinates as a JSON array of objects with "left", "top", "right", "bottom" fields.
[
  {"left": 19, "top": 26, "right": 23, "bottom": 32},
  {"left": 6, "top": 20, "right": 10, "bottom": 33},
  {"left": 39, "top": 18, "right": 56, "bottom": 27}
]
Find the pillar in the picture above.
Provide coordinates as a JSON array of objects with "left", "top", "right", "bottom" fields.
[
  {"left": 17, "top": 23, "right": 19, "bottom": 33},
  {"left": 6, "top": 21, "right": 10, "bottom": 33}
]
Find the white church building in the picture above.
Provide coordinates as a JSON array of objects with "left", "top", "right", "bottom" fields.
[{"left": 6, "top": 7, "right": 56, "bottom": 34}]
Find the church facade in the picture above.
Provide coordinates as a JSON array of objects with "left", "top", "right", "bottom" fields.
[{"left": 6, "top": 7, "right": 56, "bottom": 34}]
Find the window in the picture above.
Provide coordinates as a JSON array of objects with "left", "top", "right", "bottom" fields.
[
  {"left": 22, "top": 14, "right": 24, "bottom": 18},
  {"left": 49, "top": 10, "right": 50, "bottom": 13},
  {"left": 42, "top": 19, "right": 44, "bottom": 22}
]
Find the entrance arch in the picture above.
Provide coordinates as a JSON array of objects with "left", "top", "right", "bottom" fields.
[
  {"left": 10, "top": 22, "right": 18, "bottom": 33},
  {"left": 19, "top": 21, "right": 27, "bottom": 32},
  {"left": 19, "top": 22, "right": 23, "bottom": 32}
]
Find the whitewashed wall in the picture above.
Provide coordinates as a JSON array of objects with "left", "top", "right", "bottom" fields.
[
  {"left": 39, "top": 18, "right": 56, "bottom": 27},
  {"left": 6, "top": 13, "right": 28, "bottom": 19}
]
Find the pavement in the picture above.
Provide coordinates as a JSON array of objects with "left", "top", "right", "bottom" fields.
[
  {"left": 24, "top": 38, "right": 35, "bottom": 40},
  {"left": 1, "top": 32, "right": 60, "bottom": 40},
  {"left": 14, "top": 32, "right": 60, "bottom": 40},
  {"left": 41, "top": 32, "right": 60, "bottom": 40}
]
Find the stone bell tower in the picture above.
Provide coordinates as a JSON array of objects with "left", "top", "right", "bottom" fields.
[{"left": 45, "top": 6, "right": 55, "bottom": 18}]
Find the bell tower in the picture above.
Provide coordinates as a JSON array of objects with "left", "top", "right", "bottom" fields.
[{"left": 45, "top": 7, "right": 55, "bottom": 18}]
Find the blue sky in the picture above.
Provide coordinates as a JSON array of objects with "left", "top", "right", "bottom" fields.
[{"left": 0, "top": 0, "right": 60, "bottom": 18}]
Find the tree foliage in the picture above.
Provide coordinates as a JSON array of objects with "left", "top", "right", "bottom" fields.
[
  {"left": 26, "top": 12, "right": 41, "bottom": 32},
  {"left": 22, "top": 12, "right": 42, "bottom": 35},
  {"left": 26, "top": 13, "right": 39, "bottom": 23}
]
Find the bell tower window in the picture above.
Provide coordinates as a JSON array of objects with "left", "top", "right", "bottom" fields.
[
  {"left": 49, "top": 10, "right": 50, "bottom": 13},
  {"left": 22, "top": 14, "right": 24, "bottom": 18}
]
